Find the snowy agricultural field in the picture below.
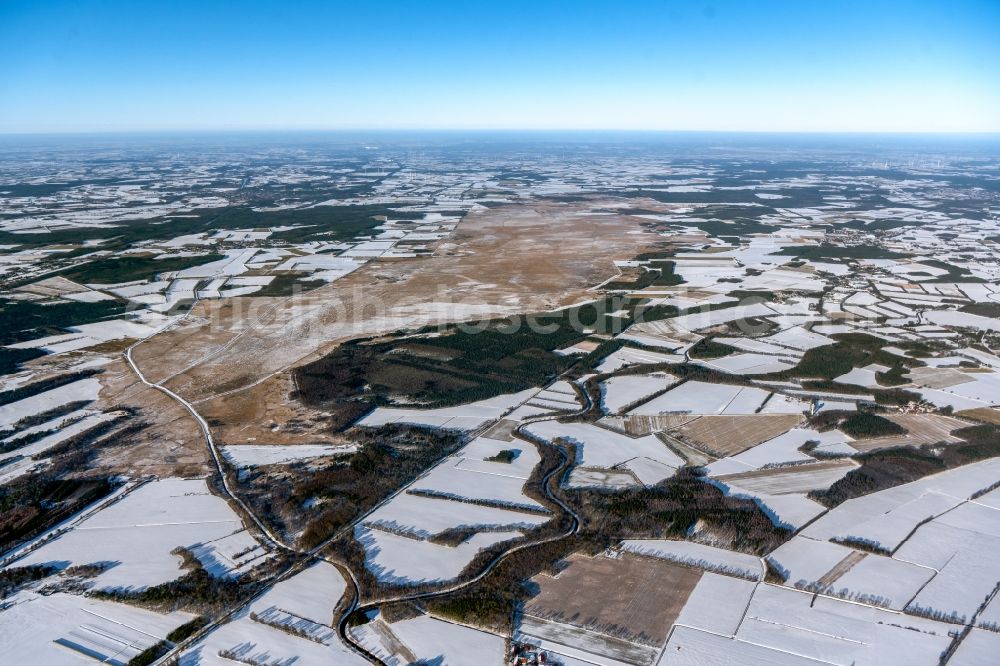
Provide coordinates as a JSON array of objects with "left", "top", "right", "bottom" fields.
[
  {"left": 898, "top": 514, "right": 1000, "bottom": 623},
  {"left": 620, "top": 456, "right": 682, "bottom": 486},
  {"left": 767, "top": 536, "right": 857, "bottom": 585},
  {"left": 516, "top": 613, "right": 661, "bottom": 666},
  {"left": 951, "top": 630, "right": 1000, "bottom": 665},
  {"left": 180, "top": 562, "right": 366, "bottom": 665},
  {"left": 1, "top": 411, "right": 119, "bottom": 464},
  {"left": 0, "top": 376, "right": 102, "bottom": 429},
  {"left": 566, "top": 467, "right": 639, "bottom": 488},
  {"left": 667, "top": 302, "right": 780, "bottom": 332},
  {"left": 599, "top": 373, "right": 675, "bottom": 414},
  {"left": 221, "top": 443, "right": 357, "bottom": 467},
  {"left": 760, "top": 325, "right": 834, "bottom": 351},
  {"left": 408, "top": 437, "right": 548, "bottom": 511},
  {"left": 1, "top": 406, "right": 92, "bottom": 448},
  {"left": 0, "top": 590, "right": 196, "bottom": 666},
  {"left": 768, "top": 535, "right": 937, "bottom": 610},
  {"left": 621, "top": 539, "right": 764, "bottom": 580},
  {"left": 523, "top": 381, "right": 581, "bottom": 413},
  {"left": 0, "top": 410, "right": 123, "bottom": 484},
  {"left": 710, "top": 480, "right": 828, "bottom": 530},
  {"left": 834, "top": 364, "right": 892, "bottom": 389},
  {"left": 362, "top": 489, "right": 548, "bottom": 540},
  {"left": 925, "top": 308, "right": 1000, "bottom": 332},
  {"left": 629, "top": 380, "right": 805, "bottom": 416},
  {"left": 719, "top": 427, "right": 851, "bottom": 470},
  {"left": 910, "top": 370, "right": 1000, "bottom": 411},
  {"left": 525, "top": 420, "right": 683, "bottom": 480},
  {"left": 351, "top": 613, "right": 506, "bottom": 665},
  {"left": 9, "top": 318, "right": 166, "bottom": 353},
  {"left": 802, "top": 458, "right": 1000, "bottom": 544},
  {"left": 11, "top": 478, "right": 271, "bottom": 589},
  {"left": 728, "top": 583, "right": 954, "bottom": 665},
  {"left": 710, "top": 460, "right": 857, "bottom": 496},
  {"left": 672, "top": 572, "right": 757, "bottom": 638},
  {"left": 356, "top": 388, "right": 537, "bottom": 430},
  {"left": 837, "top": 491, "right": 961, "bottom": 553},
  {"left": 698, "top": 352, "right": 798, "bottom": 375},
  {"left": 661, "top": 625, "right": 815, "bottom": 666},
  {"left": 830, "top": 552, "right": 936, "bottom": 610},
  {"left": 774, "top": 459, "right": 1000, "bottom": 621},
  {"left": 353, "top": 435, "right": 551, "bottom": 584},
  {"left": 355, "top": 524, "right": 523, "bottom": 585}
]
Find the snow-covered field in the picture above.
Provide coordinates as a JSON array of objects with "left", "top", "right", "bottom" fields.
[
  {"left": 621, "top": 539, "right": 764, "bottom": 580},
  {"left": 12, "top": 478, "right": 269, "bottom": 588},
  {"left": 363, "top": 489, "right": 548, "bottom": 540},
  {"left": 221, "top": 443, "right": 357, "bottom": 467},
  {"left": 355, "top": 435, "right": 551, "bottom": 584},
  {"left": 356, "top": 525, "right": 522, "bottom": 584},
  {"left": 180, "top": 562, "right": 367, "bottom": 665},
  {"left": 703, "top": 427, "right": 851, "bottom": 474},
  {"left": 0, "top": 376, "right": 102, "bottom": 429},
  {"left": 526, "top": 420, "right": 683, "bottom": 483},
  {"left": 357, "top": 388, "right": 538, "bottom": 430},
  {"left": 351, "top": 614, "right": 506, "bottom": 665},
  {"left": 599, "top": 373, "right": 675, "bottom": 414},
  {"left": 672, "top": 572, "right": 757, "bottom": 637},
  {"left": 0, "top": 590, "right": 195, "bottom": 666},
  {"left": 758, "top": 459, "right": 1000, "bottom": 622},
  {"left": 680, "top": 583, "right": 957, "bottom": 665},
  {"left": 802, "top": 458, "right": 1000, "bottom": 545},
  {"left": 595, "top": 346, "right": 685, "bottom": 373},
  {"left": 629, "top": 381, "right": 798, "bottom": 416},
  {"left": 516, "top": 613, "right": 662, "bottom": 666},
  {"left": 712, "top": 461, "right": 856, "bottom": 496}
]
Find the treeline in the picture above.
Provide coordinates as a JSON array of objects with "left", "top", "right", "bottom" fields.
[
  {"left": 564, "top": 468, "right": 789, "bottom": 555},
  {"left": 423, "top": 536, "right": 586, "bottom": 634},
  {"left": 126, "top": 614, "right": 208, "bottom": 664},
  {"left": 838, "top": 413, "right": 907, "bottom": 439},
  {"left": 0, "top": 368, "right": 102, "bottom": 408},
  {"left": 238, "top": 425, "right": 465, "bottom": 550},
  {"left": 762, "top": 333, "right": 920, "bottom": 383},
  {"left": 91, "top": 548, "right": 263, "bottom": 614},
  {"left": 0, "top": 415, "right": 142, "bottom": 551},
  {"left": 0, "top": 347, "right": 45, "bottom": 375},
  {"left": 687, "top": 338, "right": 737, "bottom": 360},
  {"left": 811, "top": 424, "right": 1000, "bottom": 507},
  {"left": 0, "top": 299, "right": 127, "bottom": 346},
  {"left": 0, "top": 564, "right": 57, "bottom": 599},
  {"left": 0, "top": 476, "right": 116, "bottom": 551}
]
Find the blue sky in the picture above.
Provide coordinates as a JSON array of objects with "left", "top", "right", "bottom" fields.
[{"left": 1, "top": 0, "right": 998, "bottom": 133}]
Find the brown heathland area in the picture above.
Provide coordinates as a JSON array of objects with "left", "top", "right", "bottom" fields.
[
  {"left": 119, "top": 201, "right": 662, "bottom": 451},
  {"left": 93, "top": 356, "right": 208, "bottom": 475}
]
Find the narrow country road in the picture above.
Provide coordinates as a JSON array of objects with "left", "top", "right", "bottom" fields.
[{"left": 125, "top": 301, "right": 591, "bottom": 665}]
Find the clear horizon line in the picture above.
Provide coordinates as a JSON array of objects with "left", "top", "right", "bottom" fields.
[{"left": 2, "top": 127, "right": 1000, "bottom": 138}]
